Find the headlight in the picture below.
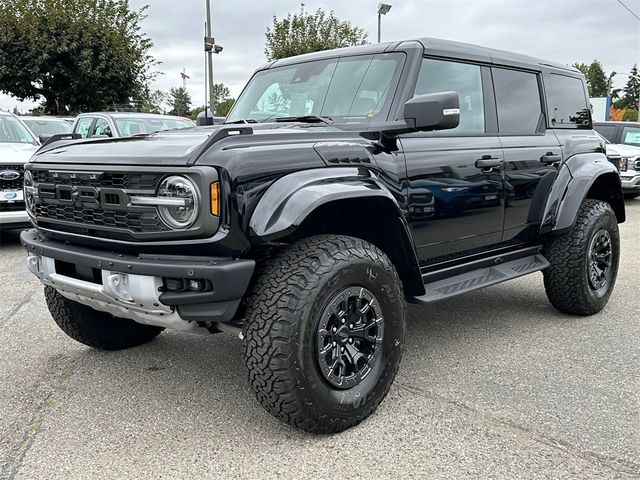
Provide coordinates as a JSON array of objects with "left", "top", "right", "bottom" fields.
[
  {"left": 157, "top": 175, "right": 199, "bottom": 229},
  {"left": 23, "top": 169, "right": 35, "bottom": 211},
  {"left": 619, "top": 157, "right": 629, "bottom": 171}
]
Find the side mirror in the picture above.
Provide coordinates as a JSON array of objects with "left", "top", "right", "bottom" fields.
[{"left": 403, "top": 91, "right": 460, "bottom": 131}]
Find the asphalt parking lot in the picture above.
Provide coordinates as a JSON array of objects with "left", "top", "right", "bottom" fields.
[{"left": 0, "top": 201, "right": 638, "bottom": 480}]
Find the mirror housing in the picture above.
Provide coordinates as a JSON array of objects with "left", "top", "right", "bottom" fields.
[{"left": 403, "top": 91, "right": 460, "bottom": 132}]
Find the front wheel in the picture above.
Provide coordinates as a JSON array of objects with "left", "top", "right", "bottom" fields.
[
  {"left": 243, "top": 235, "right": 406, "bottom": 433},
  {"left": 543, "top": 199, "right": 620, "bottom": 315}
]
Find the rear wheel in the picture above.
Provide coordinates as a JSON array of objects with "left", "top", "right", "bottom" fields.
[
  {"left": 45, "top": 286, "right": 163, "bottom": 350},
  {"left": 543, "top": 199, "right": 619, "bottom": 315},
  {"left": 243, "top": 235, "right": 405, "bottom": 433}
]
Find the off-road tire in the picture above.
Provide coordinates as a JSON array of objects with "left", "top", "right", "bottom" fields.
[
  {"left": 44, "top": 286, "right": 163, "bottom": 350},
  {"left": 243, "top": 235, "right": 406, "bottom": 433},
  {"left": 543, "top": 199, "right": 619, "bottom": 315}
]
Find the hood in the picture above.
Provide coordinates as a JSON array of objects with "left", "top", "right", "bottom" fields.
[
  {"left": 606, "top": 143, "right": 640, "bottom": 158},
  {"left": 0, "top": 142, "right": 39, "bottom": 164},
  {"left": 28, "top": 123, "right": 355, "bottom": 166}
]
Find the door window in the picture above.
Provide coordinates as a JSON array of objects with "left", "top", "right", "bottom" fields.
[
  {"left": 414, "top": 58, "right": 485, "bottom": 134},
  {"left": 546, "top": 74, "right": 590, "bottom": 128},
  {"left": 74, "top": 117, "right": 93, "bottom": 138},
  {"left": 492, "top": 68, "right": 542, "bottom": 135},
  {"left": 93, "top": 118, "right": 113, "bottom": 137}
]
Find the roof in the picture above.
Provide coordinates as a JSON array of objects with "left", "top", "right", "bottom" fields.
[
  {"left": 20, "top": 116, "right": 68, "bottom": 122},
  {"left": 270, "top": 37, "right": 578, "bottom": 73},
  {"left": 75, "top": 112, "right": 190, "bottom": 120}
]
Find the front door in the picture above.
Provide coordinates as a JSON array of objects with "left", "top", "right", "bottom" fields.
[{"left": 401, "top": 57, "right": 505, "bottom": 265}]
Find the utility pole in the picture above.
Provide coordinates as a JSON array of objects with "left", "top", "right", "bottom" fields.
[{"left": 180, "top": 68, "right": 190, "bottom": 89}]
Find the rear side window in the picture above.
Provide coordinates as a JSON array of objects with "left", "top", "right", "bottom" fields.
[
  {"left": 414, "top": 58, "right": 485, "bottom": 134},
  {"left": 492, "top": 68, "right": 542, "bottom": 135},
  {"left": 546, "top": 74, "right": 590, "bottom": 128},
  {"left": 593, "top": 124, "right": 616, "bottom": 142}
]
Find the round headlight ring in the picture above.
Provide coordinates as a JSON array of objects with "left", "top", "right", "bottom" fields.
[{"left": 157, "top": 175, "right": 199, "bottom": 229}]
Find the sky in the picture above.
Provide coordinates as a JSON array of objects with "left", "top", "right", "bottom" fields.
[{"left": 1, "top": 0, "right": 639, "bottom": 112}]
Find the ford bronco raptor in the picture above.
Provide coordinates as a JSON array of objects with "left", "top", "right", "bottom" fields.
[{"left": 22, "top": 38, "right": 624, "bottom": 433}]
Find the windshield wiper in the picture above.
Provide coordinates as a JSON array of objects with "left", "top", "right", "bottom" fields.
[
  {"left": 274, "top": 115, "right": 333, "bottom": 125},
  {"left": 225, "top": 119, "right": 258, "bottom": 124}
]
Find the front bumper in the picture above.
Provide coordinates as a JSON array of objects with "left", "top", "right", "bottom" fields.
[
  {"left": 21, "top": 229, "right": 255, "bottom": 332},
  {"left": 0, "top": 209, "right": 29, "bottom": 228},
  {"left": 620, "top": 172, "right": 640, "bottom": 192}
]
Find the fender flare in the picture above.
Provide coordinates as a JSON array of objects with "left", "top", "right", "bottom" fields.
[
  {"left": 542, "top": 152, "right": 624, "bottom": 234},
  {"left": 250, "top": 167, "right": 402, "bottom": 239},
  {"left": 249, "top": 167, "right": 425, "bottom": 296}
]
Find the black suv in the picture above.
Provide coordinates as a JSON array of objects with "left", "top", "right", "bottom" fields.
[{"left": 22, "top": 38, "right": 624, "bottom": 433}]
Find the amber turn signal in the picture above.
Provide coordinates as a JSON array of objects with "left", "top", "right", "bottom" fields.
[{"left": 210, "top": 182, "right": 219, "bottom": 216}]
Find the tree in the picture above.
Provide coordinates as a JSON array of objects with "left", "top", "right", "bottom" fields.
[
  {"left": 573, "top": 60, "right": 608, "bottom": 97},
  {"left": 211, "top": 83, "right": 231, "bottom": 115},
  {"left": 0, "top": 0, "right": 156, "bottom": 115},
  {"left": 617, "top": 64, "right": 640, "bottom": 110},
  {"left": 265, "top": 7, "right": 368, "bottom": 61},
  {"left": 168, "top": 87, "right": 191, "bottom": 117},
  {"left": 139, "top": 89, "right": 167, "bottom": 114}
]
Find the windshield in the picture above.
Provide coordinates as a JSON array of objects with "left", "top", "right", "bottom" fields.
[
  {"left": 22, "top": 118, "right": 72, "bottom": 136},
  {"left": 621, "top": 126, "right": 640, "bottom": 147},
  {"left": 114, "top": 117, "right": 193, "bottom": 136},
  {"left": 0, "top": 115, "right": 37, "bottom": 144},
  {"left": 226, "top": 53, "right": 405, "bottom": 124}
]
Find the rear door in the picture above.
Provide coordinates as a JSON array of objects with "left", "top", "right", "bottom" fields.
[
  {"left": 492, "top": 67, "right": 561, "bottom": 244},
  {"left": 401, "top": 57, "right": 505, "bottom": 265}
]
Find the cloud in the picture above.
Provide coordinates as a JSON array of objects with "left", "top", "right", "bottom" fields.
[{"left": 2, "top": 0, "right": 639, "bottom": 112}]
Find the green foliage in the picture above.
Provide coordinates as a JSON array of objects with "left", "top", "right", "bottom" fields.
[
  {"left": 217, "top": 98, "right": 235, "bottom": 117},
  {"left": 210, "top": 82, "right": 232, "bottom": 115},
  {"left": 138, "top": 89, "right": 167, "bottom": 114},
  {"left": 0, "top": 0, "right": 156, "bottom": 115},
  {"left": 617, "top": 64, "right": 640, "bottom": 110},
  {"left": 190, "top": 106, "right": 205, "bottom": 121},
  {"left": 573, "top": 60, "right": 609, "bottom": 97},
  {"left": 265, "top": 7, "right": 368, "bottom": 61},
  {"left": 168, "top": 86, "right": 191, "bottom": 117},
  {"left": 622, "top": 108, "right": 638, "bottom": 122}
]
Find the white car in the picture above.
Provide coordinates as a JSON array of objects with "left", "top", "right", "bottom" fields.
[
  {"left": 595, "top": 132, "right": 640, "bottom": 200},
  {"left": 0, "top": 112, "right": 39, "bottom": 230}
]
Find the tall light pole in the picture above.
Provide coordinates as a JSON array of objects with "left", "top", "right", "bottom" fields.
[
  {"left": 377, "top": 3, "right": 392, "bottom": 43},
  {"left": 203, "top": 0, "right": 223, "bottom": 124}
]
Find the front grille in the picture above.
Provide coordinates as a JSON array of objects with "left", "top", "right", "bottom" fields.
[
  {"left": 28, "top": 169, "right": 170, "bottom": 239},
  {"left": 32, "top": 203, "right": 166, "bottom": 232},
  {"left": 0, "top": 165, "right": 25, "bottom": 190},
  {"left": 635, "top": 159, "right": 640, "bottom": 171},
  {"left": 31, "top": 170, "right": 160, "bottom": 190}
]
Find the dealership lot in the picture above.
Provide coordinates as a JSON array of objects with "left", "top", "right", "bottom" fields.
[{"left": 0, "top": 201, "right": 638, "bottom": 480}]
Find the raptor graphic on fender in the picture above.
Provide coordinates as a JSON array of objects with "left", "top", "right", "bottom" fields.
[{"left": 21, "top": 38, "right": 623, "bottom": 433}]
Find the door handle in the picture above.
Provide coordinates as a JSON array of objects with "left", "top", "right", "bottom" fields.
[
  {"left": 475, "top": 155, "right": 503, "bottom": 170},
  {"left": 540, "top": 153, "right": 561, "bottom": 165}
]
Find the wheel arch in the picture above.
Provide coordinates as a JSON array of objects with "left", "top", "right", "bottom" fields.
[
  {"left": 544, "top": 153, "right": 625, "bottom": 235},
  {"left": 249, "top": 168, "right": 425, "bottom": 297}
]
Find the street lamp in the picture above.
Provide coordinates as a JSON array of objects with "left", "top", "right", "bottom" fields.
[{"left": 377, "top": 3, "right": 392, "bottom": 43}]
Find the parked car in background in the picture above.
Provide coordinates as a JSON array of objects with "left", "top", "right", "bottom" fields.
[
  {"left": 594, "top": 130, "right": 640, "bottom": 199},
  {"left": 0, "top": 112, "right": 39, "bottom": 229},
  {"left": 21, "top": 116, "right": 72, "bottom": 144},
  {"left": 594, "top": 121, "right": 640, "bottom": 147},
  {"left": 71, "top": 112, "right": 195, "bottom": 138}
]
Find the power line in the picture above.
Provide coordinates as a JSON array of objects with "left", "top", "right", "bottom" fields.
[{"left": 616, "top": 0, "right": 640, "bottom": 21}]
